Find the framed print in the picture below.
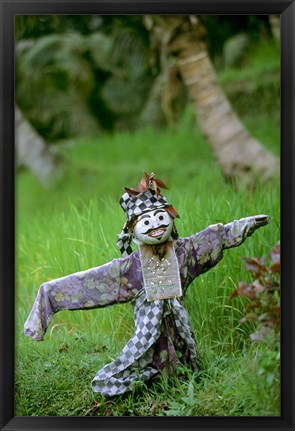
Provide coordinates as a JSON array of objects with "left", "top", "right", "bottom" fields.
[{"left": 1, "top": 1, "right": 294, "bottom": 430}]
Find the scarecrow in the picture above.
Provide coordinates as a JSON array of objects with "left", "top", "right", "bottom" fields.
[{"left": 24, "top": 172, "right": 270, "bottom": 396}]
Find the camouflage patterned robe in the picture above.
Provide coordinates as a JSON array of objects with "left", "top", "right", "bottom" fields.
[{"left": 24, "top": 217, "right": 262, "bottom": 396}]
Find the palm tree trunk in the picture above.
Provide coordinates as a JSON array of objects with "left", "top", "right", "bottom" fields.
[
  {"left": 152, "top": 16, "right": 280, "bottom": 186},
  {"left": 15, "top": 106, "right": 59, "bottom": 185}
]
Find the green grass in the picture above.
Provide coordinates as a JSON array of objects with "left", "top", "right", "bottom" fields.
[
  {"left": 15, "top": 121, "right": 280, "bottom": 416},
  {"left": 15, "top": 41, "right": 280, "bottom": 416}
]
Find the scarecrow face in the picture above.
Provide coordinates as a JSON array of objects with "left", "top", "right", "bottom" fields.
[{"left": 133, "top": 209, "right": 173, "bottom": 245}]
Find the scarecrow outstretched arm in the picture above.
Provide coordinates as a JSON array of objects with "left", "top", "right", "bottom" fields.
[
  {"left": 24, "top": 254, "right": 140, "bottom": 341},
  {"left": 181, "top": 215, "right": 270, "bottom": 288},
  {"left": 220, "top": 214, "right": 270, "bottom": 249}
]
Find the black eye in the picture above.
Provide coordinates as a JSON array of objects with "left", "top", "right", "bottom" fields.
[
  {"left": 144, "top": 220, "right": 150, "bottom": 225},
  {"left": 159, "top": 215, "right": 164, "bottom": 221}
]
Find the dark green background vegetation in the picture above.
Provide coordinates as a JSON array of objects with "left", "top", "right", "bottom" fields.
[{"left": 16, "top": 15, "right": 279, "bottom": 141}]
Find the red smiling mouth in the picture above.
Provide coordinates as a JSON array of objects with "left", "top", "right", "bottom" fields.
[{"left": 148, "top": 228, "right": 166, "bottom": 238}]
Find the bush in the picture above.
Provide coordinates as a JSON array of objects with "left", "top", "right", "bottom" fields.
[{"left": 230, "top": 242, "right": 280, "bottom": 344}]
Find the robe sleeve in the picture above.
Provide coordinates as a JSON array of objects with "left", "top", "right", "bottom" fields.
[
  {"left": 24, "top": 252, "right": 142, "bottom": 341},
  {"left": 220, "top": 215, "right": 269, "bottom": 249},
  {"left": 177, "top": 215, "right": 269, "bottom": 290}
]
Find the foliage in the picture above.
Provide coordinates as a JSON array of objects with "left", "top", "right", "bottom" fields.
[
  {"left": 100, "top": 27, "right": 152, "bottom": 119},
  {"left": 15, "top": 16, "right": 279, "bottom": 142},
  {"left": 201, "top": 15, "right": 273, "bottom": 61},
  {"left": 227, "top": 243, "right": 280, "bottom": 409},
  {"left": 16, "top": 15, "right": 274, "bottom": 63},
  {"left": 229, "top": 243, "right": 280, "bottom": 344},
  {"left": 16, "top": 21, "right": 153, "bottom": 140},
  {"left": 16, "top": 32, "right": 106, "bottom": 140},
  {"left": 15, "top": 15, "right": 147, "bottom": 40},
  {"left": 15, "top": 15, "right": 103, "bottom": 39}
]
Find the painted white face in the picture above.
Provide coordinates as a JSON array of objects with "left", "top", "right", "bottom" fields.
[{"left": 133, "top": 209, "right": 173, "bottom": 245}]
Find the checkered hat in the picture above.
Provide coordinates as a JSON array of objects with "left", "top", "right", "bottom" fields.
[
  {"left": 116, "top": 173, "right": 178, "bottom": 256},
  {"left": 120, "top": 189, "right": 171, "bottom": 220}
]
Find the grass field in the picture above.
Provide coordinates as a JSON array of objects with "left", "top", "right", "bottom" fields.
[{"left": 15, "top": 42, "right": 280, "bottom": 417}]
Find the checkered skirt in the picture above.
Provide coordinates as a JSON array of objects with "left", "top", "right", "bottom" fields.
[{"left": 91, "top": 293, "right": 197, "bottom": 396}]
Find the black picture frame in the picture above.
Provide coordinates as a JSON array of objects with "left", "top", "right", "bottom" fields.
[{"left": 0, "top": 1, "right": 294, "bottom": 430}]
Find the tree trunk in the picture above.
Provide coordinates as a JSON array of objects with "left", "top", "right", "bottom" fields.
[
  {"left": 15, "top": 106, "right": 59, "bottom": 185},
  {"left": 151, "top": 16, "right": 280, "bottom": 186},
  {"left": 269, "top": 15, "right": 280, "bottom": 41}
]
